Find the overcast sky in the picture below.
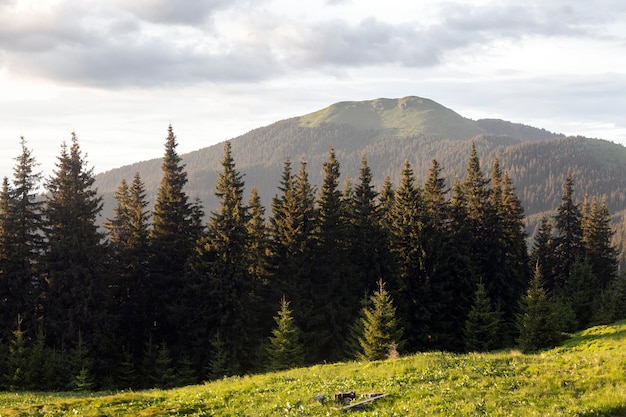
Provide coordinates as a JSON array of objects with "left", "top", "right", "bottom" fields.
[{"left": 1, "top": 0, "right": 626, "bottom": 178}]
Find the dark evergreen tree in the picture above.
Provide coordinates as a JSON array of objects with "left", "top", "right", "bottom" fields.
[
  {"left": 151, "top": 343, "right": 175, "bottom": 389},
  {"left": 105, "top": 172, "right": 152, "bottom": 365},
  {"left": 0, "top": 177, "right": 17, "bottom": 342},
  {"left": 448, "top": 178, "right": 477, "bottom": 344},
  {"left": 490, "top": 168, "right": 530, "bottom": 343},
  {"left": 246, "top": 188, "right": 269, "bottom": 284},
  {"left": 68, "top": 332, "right": 94, "bottom": 391},
  {"left": 42, "top": 134, "right": 110, "bottom": 385},
  {"left": 117, "top": 349, "right": 139, "bottom": 390},
  {"left": 267, "top": 159, "right": 317, "bottom": 332},
  {"left": 266, "top": 297, "right": 305, "bottom": 371},
  {"left": 307, "top": 147, "right": 354, "bottom": 363},
  {"left": 246, "top": 187, "right": 273, "bottom": 352},
  {"left": 5, "top": 317, "right": 28, "bottom": 391},
  {"left": 186, "top": 141, "right": 256, "bottom": 375},
  {"left": 582, "top": 196, "right": 618, "bottom": 290},
  {"left": 0, "top": 138, "right": 43, "bottom": 343},
  {"left": 268, "top": 159, "right": 318, "bottom": 363},
  {"left": 530, "top": 217, "right": 557, "bottom": 292},
  {"left": 564, "top": 257, "right": 597, "bottom": 329},
  {"left": 149, "top": 126, "right": 202, "bottom": 352},
  {"left": 516, "top": 263, "right": 562, "bottom": 353},
  {"left": 422, "top": 159, "right": 460, "bottom": 351},
  {"left": 174, "top": 355, "right": 197, "bottom": 387},
  {"left": 462, "top": 147, "right": 494, "bottom": 292},
  {"left": 349, "top": 155, "right": 393, "bottom": 303},
  {"left": 462, "top": 143, "right": 491, "bottom": 239},
  {"left": 24, "top": 326, "right": 48, "bottom": 391},
  {"left": 378, "top": 176, "right": 395, "bottom": 230},
  {"left": 460, "top": 145, "right": 499, "bottom": 316},
  {"left": 553, "top": 172, "right": 583, "bottom": 290},
  {"left": 387, "top": 161, "right": 430, "bottom": 352},
  {"left": 358, "top": 279, "right": 402, "bottom": 361},
  {"left": 463, "top": 281, "right": 501, "bottom": 352}
]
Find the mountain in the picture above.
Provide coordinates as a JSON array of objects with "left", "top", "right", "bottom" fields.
[{"left": 94, "top": 96, "right": 626, "bottom": 248}]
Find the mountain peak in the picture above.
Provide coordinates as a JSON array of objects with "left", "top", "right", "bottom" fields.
[{"left": 298, "top": 96, "right": 486, "bottom": 141}]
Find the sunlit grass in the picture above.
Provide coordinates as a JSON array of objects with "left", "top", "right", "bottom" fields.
[{"left": 1, "top": 321, "right": 625, "bottom": 416}]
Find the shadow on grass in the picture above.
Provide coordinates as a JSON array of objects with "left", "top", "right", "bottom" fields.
[
  {"left": 578, "top": 404, "right": 626, "bottom": 417},
  {"left": 560, "top": 321, "right": 626, "bottom": 349}
]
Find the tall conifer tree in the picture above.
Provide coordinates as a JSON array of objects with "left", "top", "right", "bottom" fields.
[
  {"left": 422, "top": 159, "right": 466, "bottom": 351},
  {"left": 42, "top": 134, "right": 110, "bottom": 382},
  {"left": 490, "top": 168, "right": 530, "bottom": 343},
  {"left": 267, "top": 159, "right": 317, "bottom": 340},
  {"left": 350, "top": 155, "right": 393, "bottom": 299},
  {"left": 149, "top": 126, "right": 202, "bottom": 351},
  {"left": 105, "top": 173, "right": 151, "bottom": 361},
  {"left": 553, "top": 172, "right": 583, "bottom": 290},
  {"left": 530, "top": 217, "right": 557, "bottom": 292},
  {"left": 388, "top": 161, "right": 431, "bottom": 352},
  {"left": 186, "top": 142, "right": 256, "bottom": 375},
  {"left": 582, "top": 196, "right": 618, "bottom": 290},
  {"left": 307, "top": 147, "right": 354, "bottom": 363},
  {"left": 0, "top": 139, "right": 43, "bottom": 341}
]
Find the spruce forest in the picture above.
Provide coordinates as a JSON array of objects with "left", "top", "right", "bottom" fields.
[{"left": 0, "top": 123, "right": 624, "bottom": 393}]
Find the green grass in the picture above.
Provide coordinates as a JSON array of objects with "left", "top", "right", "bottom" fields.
[
  {"left": 298, "top": 96, "right": 485, "bottom": 141},
  {"left": 2, "top": 322, "right": 626, "bottom": 416}
]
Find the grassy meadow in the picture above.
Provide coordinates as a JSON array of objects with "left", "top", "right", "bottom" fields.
[{"left": 1, "top": 321, "right": 625, "bottom": 416}]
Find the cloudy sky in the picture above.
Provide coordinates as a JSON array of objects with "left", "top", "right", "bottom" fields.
[{"left": 1, "top": 0, "right": 626, "bottom": 178}]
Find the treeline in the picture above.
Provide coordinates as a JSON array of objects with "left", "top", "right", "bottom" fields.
[{"left": 0, "top": 127, "right": 623, "bottom": 392}]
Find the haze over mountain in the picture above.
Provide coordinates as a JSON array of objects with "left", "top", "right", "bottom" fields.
[{"left": 95, "top": 96, "right": 626, "bottom": 249}]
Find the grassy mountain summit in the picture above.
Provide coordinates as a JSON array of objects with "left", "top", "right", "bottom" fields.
[{"left": 298, "top": 96, "right": 486, "bottom": 141}]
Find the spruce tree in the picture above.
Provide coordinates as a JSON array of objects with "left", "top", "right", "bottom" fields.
[
  {"left": 422, "top": 159, "right": 462, "bottom": 351},
  {"left": 387, "top": 161, "right": 430, "bottom": 352},
  {"left": 564, "top": 257, "right": 597, "bottom": 329},
  {"left": 307, "top": 147, "right": 354, "bottom": 363},
  {"left": 448, "top": 179, "right": 477, "bottom": 344},
  {"left": 349, "top": 155, "right": 393, "bottom": 305},
  {"left": 5, "top": 317, "right": 28, "bottom": 391},
  {"left": 490, "top": 168, "right": 530, "bottom": 343},
  {"left": 530, "top": 217, "right": 557, "bottom": 292},
  {"left": 267, "top": 159, "right": 317, "bottom": 363},
  {"left": 358, "top": 279, "right": 402, "bottom": 361},
  {"left": 0, "top": 177, "right": 17, "bottom": 342},
  {"left": 42, "top": 134, "right": 109, "bottom": 384},
  {"left": 246, "top": 188, "right": 273, "bottom": 348},
  {"left": 105, "top": 173, "right": 151, "bottom": 363},
  {"left": 463, "top": 281, "right": 501, "bottom": 352},
  {"left": 553, "top": 172, "right": 583, "bottom": 290},
  {"left": 582, "top": 197, "right": 618, "bottom": 290},
  {"left": 186, "top": 141, "right": 255, "bottom": 375},
  {"left": 0, "top": 138, "right": 43, "bottom": 343},
  {"left": 149, "top": 126, "right": 202, "bottom": 352},
  {"left": 378, "top": 176, "right": 395, "bottom": 230},
  {"left": 517, "top": 264, "right": 561, "bottom": 353},
  {"left": 266, "top": 297, "right": 304, "bottom": 371}
]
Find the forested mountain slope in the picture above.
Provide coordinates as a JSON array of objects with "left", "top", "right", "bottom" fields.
[{"left": 95, "top": 96, "right": 626, "bottom": 243}]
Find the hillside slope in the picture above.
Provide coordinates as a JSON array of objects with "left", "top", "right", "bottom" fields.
[{"left": 2, "top": 321, "right": 626, "bottom": 416}]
